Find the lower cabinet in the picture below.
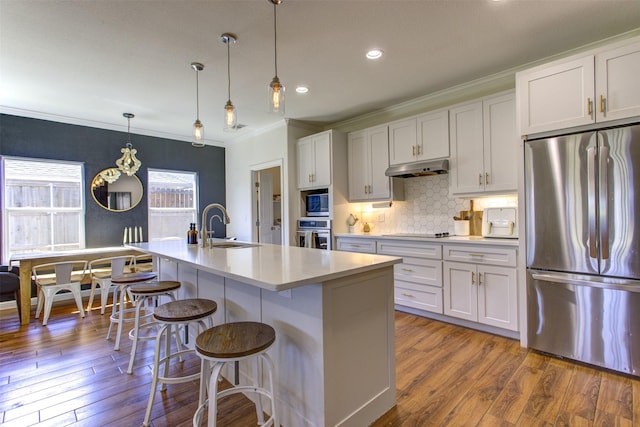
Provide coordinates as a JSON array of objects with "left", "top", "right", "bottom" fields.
[
  {"left": 335, "top": 236, "right": 377, "bottom": 254},
  {"left": 377, "top": 240, "right": 443, "bottom": 314},
  {"left": 443, "top": 245, "right": 518, "bottom": 331}
]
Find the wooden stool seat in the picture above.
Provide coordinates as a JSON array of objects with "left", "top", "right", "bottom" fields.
[
  {"left": 194, "top": 322, "right": 278, "bottom": 427},
  {"left": 195, "top": 321, "right": 276, "bottom": 359},
  {"left": 143, "top": 298, "right": 218, "bottom": 427},
  {"left": 111, "top": 271, "right": 157, "bottom": 284},
  {"left": 153, "top": 299, "right": 218, "bottom": 323},
  {"left": 126, "top": 281, "right": 181, "bottom": 374},
  {"left": 128, "top": 280, "right": 181, "bottom": 295},
  {"left": 106, "top": 271, "right": 157, "bottom": 351}
]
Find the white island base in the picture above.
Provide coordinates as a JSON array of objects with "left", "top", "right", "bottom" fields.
[{"left": 132, "top": 240, "right": 398, "bottom": 427}]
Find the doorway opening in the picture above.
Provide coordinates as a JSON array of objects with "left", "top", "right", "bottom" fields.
[{"left": 251, "top": 161, "right": 284, "bottom": 245}]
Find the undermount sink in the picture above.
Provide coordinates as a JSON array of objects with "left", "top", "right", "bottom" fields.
[{"left": 208, "top": 242, "right": 260, "bottom": 249}]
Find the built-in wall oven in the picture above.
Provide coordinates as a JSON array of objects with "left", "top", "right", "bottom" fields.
[{"left": 296, "top": 218, "right": 331, "bottom": 250}]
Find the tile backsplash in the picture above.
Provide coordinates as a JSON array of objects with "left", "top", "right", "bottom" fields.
[{"left": 347, "top": 174, "right": 517, "bottom": 235}]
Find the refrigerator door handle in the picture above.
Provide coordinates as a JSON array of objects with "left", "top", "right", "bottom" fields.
[
  {"left": 599, "top": 143, "right": 610, "bottom": 260},
  {"left": 587, "top": 146, "right": 598, "bottom": 259},
  {"left": 530, "top": 271, "right": 640, "bottom": 293}
]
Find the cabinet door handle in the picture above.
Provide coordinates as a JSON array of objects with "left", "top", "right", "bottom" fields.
[
  {"left": 401, "top": 268, "right": 414, "bottom": 272},
  {"left": 471, "top": 271, "right": 475, "bottom": 284},
  {"left": 412, "top": 145, "right": 416, "bottom": 156},
  {"left": 416, "top": 145, "right": 421, "bottom": 155},
  {"left": 478, "top": 272, "right": 482, "bottom": 285},
  {"left": 600, "top": 95, "right": 606, "bottom": 114},
  {"left": 485, "top": 173, "right": 489, "bottom": 185},
  {"left": 587, "top": 97, "right": 593, "bottom": 116},
  {"left": 478, "top": 174, "right": 483, "bottom": 185},
  {"left": 401, "top": 293, "right": 414, "bottom": 298},
  {"left": 469, "top": 253, "right": 485, "bottom": 257}
]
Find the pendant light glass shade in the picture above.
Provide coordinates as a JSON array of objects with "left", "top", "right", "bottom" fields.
[
  {"left": 222, "top": 33, "right": 238, "bottom": 132},
  {"left": 115, "top": 113, "right": 142, "bottom": 176},
  {"left": 268, "top": 0, "right": 285, "bottom": 115},
  {"left": 191, "top": 62, "right": 205, "bottom": 147},
  {"left": 224, "top": 101, "right": 237, "bottom": 130}
]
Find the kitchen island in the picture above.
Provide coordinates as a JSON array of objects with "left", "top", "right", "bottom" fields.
[{"left": 128, "top": 239, "right": 401, "bottom": 427}]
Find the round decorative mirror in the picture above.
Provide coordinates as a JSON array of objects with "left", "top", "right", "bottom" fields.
[{"left": 91, "top": 168, "right": 143, "bottom": 212}]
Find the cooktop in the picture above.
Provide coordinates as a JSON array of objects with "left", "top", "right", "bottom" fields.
[{"left": 382, "top": 232, "right": 450, "bottom": 238}]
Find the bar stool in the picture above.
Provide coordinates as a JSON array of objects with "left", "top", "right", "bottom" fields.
[
  {"left": 126, "top": 280, "right": 182, "bottom": 374},
  {"left": 143, "top": 298, "right": 218, "bottom": 427},
  {"left": 193, "top": 321, "right": 278, "bottom": 427},
  {"left": 107, "top": 271, "right": 157, "bottom": 351}
]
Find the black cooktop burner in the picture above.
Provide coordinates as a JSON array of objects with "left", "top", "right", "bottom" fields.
[{"left": 383, "top": 232, "right": 450, "bottom": 238}]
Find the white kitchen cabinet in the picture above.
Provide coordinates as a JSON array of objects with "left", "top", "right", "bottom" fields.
[
  {"left": 335, "top": 236, "right": 377, "bottom": 254},
  {"left": 443, "top": 245, "right": 518, "bottom": 331},
  {"left": 297, "top": 130, "right": 332, "bottom": 190},
  {"left": 388, "top": 109, "right": 449, "bottom": 166},
  {"left": 517, "top": 36, "right": 640, "bottom": 135},
  {"left": 348, "top": 125, "right": 402, "bottom": 201},
  {"left": 377, "top": 240, "right": 443, "bottom": 314},
  {"left": 449, "top": 91, "right": 517, "bottom": 195}
]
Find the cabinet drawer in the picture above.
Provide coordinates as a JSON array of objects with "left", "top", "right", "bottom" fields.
[
  {"left": 443, "top": 245, "right": 516, "bottom": 267},
  {"left": 377, "top": 240, "right": 442, "bottom": 259},
  {"left": 395, "top": 281, "right": 443, "bottom": 314},
  {"left": 336, "top": 238, "right": 377, "bottom": 254},
  {"left": 394, "top": 258, "right": 442, "bottom": 287}
]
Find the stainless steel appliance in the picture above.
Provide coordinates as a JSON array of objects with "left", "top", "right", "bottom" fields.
[
  {"left": 525, "top": 123, "right": 640, "bottom": 377},
  {"left": 482, "top": 207, "right": 518, "bottom": 238},
  {"left": 296, "top": 218, "right": 331, "bottom": 250},
  {"left": 305, "top": 193, "right": 329, "bottom": 217}
]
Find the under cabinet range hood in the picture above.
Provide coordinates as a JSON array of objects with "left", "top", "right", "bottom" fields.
[{"left": 384, "top": 159, "right": 449, "bottom": 178}]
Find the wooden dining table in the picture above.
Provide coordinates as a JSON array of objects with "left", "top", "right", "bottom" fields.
[{"left": 11, "top": 246, "right": 144, "bottom": 325}]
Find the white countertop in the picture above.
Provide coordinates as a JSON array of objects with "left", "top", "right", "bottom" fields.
[
  {"left": 128, "top": 240, "right": 401, "bottom": 292},
  {"left": 334, "top": 233, "right": 519, "bottom": 247}
]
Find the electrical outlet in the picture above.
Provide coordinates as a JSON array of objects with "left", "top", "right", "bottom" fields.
[{"left": 377, "top": 213, "right": 385, "bottom": 222}]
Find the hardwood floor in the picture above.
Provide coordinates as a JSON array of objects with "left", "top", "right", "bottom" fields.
[{"left": 1, "top": 300, "right": 638, "bottom": 426}]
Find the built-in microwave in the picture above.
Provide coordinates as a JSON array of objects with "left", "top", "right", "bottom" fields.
[{"left": 306, "top": 193, "right": 329, "bottom": 217}]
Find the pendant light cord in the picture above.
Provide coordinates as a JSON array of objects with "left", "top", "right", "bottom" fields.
[
  {"left": 273, "top": 3, "right": 278, "bottom": 78},
  {"left": 127, "top": 116, "right": 132, "bottom": 145},
  {"left": 227, "top": 39, "right": 232, "bottom": 102},
  {"left": 195, "top": 69, "right": 201, "bottom": 120}
]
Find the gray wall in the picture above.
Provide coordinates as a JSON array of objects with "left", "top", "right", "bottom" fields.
[{"left": 0, "top": 114, "right": 226, "bottom": 256}]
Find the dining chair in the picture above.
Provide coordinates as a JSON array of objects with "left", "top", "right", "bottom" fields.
[
  {"left": 32, "top": 260, "right": 88, "bottom": 326},
  {"left": 86, "top": 255, "right": 136, "bottom": 314},
  {"left": 0, "top": 265, "right": 21, "bottom": 321}
]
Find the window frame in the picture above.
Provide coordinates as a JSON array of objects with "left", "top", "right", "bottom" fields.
[
  {"left": 147, "top": 168, "right": 199, "bottom": 241},
  {"left": 1, "top": 156, "right": 86, "bottom": 264}
]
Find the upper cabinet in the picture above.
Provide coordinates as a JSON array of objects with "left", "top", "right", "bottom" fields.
[
  {"left": 449, "top": 91, "right": 518, "bottom": 195},
  {"left": 348, "top": 125, "right": 403, "bottom": 202},
  {"left": 388, "top": 108, "right": 449, "bottom": 166},
  {"left": 517, "top": 36, "right": 640, "bottom": 136},
  {"left": 297, "top": 131, "right": 332, "bottom": 190}
]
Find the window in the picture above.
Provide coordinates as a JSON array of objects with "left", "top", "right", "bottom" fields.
[
  {"left": 2, "top": 157, "right": 85, "bottom": 263},
  {"left": 147, "top": 169, "right": 198, "bottom": 241}
]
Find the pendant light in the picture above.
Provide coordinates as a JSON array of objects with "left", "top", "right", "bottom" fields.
[
  {"left": 222, "top": 33, "right": 237, "bottom": 132},
  {"left": 268, "top": 0, "right": 285, "bottom": 115},
  {"left": 191, "top": 62, "right": 205, "bottom": 147},
  {"left": 115, "top": 113, "right": 142, "bottom": 176}
]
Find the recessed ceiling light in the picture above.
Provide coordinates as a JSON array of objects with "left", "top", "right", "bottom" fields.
[
  {"left": 296, "top": 86, "right": 309, "bottom": 94},
  {"left": 366, "top": 49, "right": 383, "bottom": 60}
]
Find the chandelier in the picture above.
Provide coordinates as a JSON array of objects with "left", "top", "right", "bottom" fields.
[{"left": 115, "top": 113, "right": 142, "bottom": 176}]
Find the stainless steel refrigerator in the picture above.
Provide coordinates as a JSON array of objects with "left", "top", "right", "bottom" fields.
[{"left": 525, "top": 123, "right": 640, "bottom": 377}]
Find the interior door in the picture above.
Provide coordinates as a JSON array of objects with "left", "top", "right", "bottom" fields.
[{"left": 258, "top": 171, "right": 274, "bottom": 244}]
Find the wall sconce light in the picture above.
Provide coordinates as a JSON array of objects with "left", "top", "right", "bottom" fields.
[
  {"left": 267, "top": 0, "right": 285, "bottom": 115},
  {"left": 222, "top": 33, "right": 238, "bottom": 132},
  {"left": 191, "top": 62, "right": 206, "bottom": 147},
  {"left": 115, "top": 113, "right": 142, "bottom": 176}
]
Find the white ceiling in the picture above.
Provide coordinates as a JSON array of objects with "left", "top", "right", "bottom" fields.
[{"left": 2, "top": 0, "right": 640, "bottom": 146}]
